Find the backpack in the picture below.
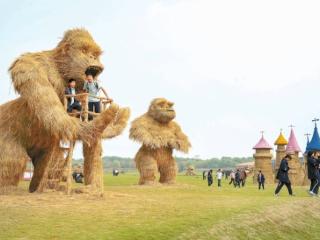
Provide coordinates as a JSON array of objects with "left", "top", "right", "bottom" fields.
[{"left": 85, "top": 81, "right": 99, "bottom": 92}]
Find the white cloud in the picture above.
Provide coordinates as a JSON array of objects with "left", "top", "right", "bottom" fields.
[{"left": 144, "top": 0, "right": 320, "bottom": 92}]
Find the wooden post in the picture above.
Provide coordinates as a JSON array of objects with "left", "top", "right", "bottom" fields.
[
  {"left": 65, "top": 141, "right": 75, "bottom": 195},
  {"left": 83, "top": 138, "right": 104, "bottom": 195},
  {"left": 84, "top": 96, "right": 89, "bottom": 122}
]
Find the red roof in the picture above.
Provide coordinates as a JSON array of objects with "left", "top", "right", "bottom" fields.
[
  {"left": 253, "top": 136, "right": 273, "bottom": 149},
  {"left": 286, "top": 129, "right": 301, "bottom": 153}
]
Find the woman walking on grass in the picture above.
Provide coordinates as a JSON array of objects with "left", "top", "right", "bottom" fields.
[{"left": 207, "top": 169, "right": 213, "bottom": 187}]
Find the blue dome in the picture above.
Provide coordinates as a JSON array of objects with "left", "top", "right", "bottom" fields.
[
  {"left": 307, "top": 126, "right": 320, "bottom": 151},
  {"left": 305, "top": 138, "right": 310, "bottom": 153}
]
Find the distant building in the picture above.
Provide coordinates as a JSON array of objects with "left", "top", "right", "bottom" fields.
[
  {"left": 285, "top": 128, "right": 304, "bottom": 185},
  {"left": 274, "top": 130, "right": 288, "bottom": 177},
  {"left": 253, "top": 133, "right": 273, "bottom": 184}
]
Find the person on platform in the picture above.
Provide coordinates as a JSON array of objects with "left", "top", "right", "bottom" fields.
[
  {"left": 65, "top": 79, "right": 82, "bottom": 113},
  {"left": 83, "top": 71, "right": 112, "bottom": 120}
]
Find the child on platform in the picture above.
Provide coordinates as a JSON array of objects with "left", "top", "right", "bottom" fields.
[{"left": 83, "top": 70, "right": 112, "bottom": 120}]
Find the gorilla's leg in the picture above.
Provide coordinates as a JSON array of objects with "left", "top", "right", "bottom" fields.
[
  {"left": 29, "top": 148, "right": 50, "bottom": 193},
  {"left": 81, "top": 105, "right": 127, "bottom": 195},
  {"left": 46, "top": 144, "right": 66, "bottom": 190},
  {"left": 83, "top": 138, "right": 104, "bottom": 194},
  {"left": 0, "top": 138, "right": 29, "bottom": 191},
  {"left": 136, "top": 155, "right": 158, "bottom": 185},
  {"left": 29, "top": 142, "right": 67, "bottom": 192},
  {"left": 159, "top": 159, "right": 177, "bottom": 184}
]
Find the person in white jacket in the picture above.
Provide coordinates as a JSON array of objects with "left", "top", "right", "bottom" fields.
[{"left": 216, "top": 169, "right": 223, "bottom": 188}]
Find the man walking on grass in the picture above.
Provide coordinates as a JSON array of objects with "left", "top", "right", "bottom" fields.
[
  {"left": 307, "top": 151, "right": 320, "bottom": 196},
  {"left": 257, "top": 170, "right": 265, "bottom": 190},
  {"left": 275, "top": 154, "right": 294, "bottom": 196}
]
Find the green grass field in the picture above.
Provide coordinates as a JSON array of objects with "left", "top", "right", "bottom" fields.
[{"left": 1, "top": 173, "right": 320, "bottom": 240}]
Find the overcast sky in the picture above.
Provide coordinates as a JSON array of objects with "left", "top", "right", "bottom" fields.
[{"left": 1, "top": 0, "right": 320, "bottom": 159}]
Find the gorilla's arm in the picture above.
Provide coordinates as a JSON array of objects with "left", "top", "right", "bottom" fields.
[
  {"left": 10, "top": 57, "right": 120, "bottom": 143},
  {"left": 129, "top": 116, "right": 165, "bottom": 149},
  {"left": 172, "top": 123, "right": 191, "bottom": 153},
  {"left": 10, "top": 57, "right": 81, "bottom": 141}
]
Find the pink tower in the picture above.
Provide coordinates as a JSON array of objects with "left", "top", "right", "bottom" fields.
[
  {"left": 285, "top": 126, "right": 304, "bottom": 185},
  {"left": 253, "top": 132, "right": 274, "bottom": 184}
]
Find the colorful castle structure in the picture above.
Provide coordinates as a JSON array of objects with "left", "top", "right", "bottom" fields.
[
  {"left": 253, "top": 120, "right": 320, "bottom": 186},
  {"left": 303, "top": 121, "right": 320, "bottom": 185},
  {"left": 285, "top": 127, "right": 304, "bottom": 185},
  {"left": 253, "top": 133, "right": 274, "bottom": 184},
  {"left": 306, "top": 122, "right": 320, "bottom": 153},
  {"left": 274, "top": 130, "right": 288, "bottom": 179}
]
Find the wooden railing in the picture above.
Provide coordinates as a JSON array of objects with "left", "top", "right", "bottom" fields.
[{"left": 64, "top": 93, "right": 113, "bottom": 122}]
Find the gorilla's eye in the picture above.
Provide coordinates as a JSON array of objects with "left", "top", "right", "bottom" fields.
[
  {"left": 159, "top": 102, "right": 166, "bottom": 108},
  {"left": 81, "top": 45, "right": 90, "bottom": 54}
]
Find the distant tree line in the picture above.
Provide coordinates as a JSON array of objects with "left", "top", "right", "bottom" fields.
[
  {"left": 74, "top": 156, "right": 253, "bottom": 172},
  {"left": 175, "top": 156, "right": 253, "bottom": 172}
]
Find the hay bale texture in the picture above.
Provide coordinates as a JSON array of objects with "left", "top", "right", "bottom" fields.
[
  {"left": 130, "top": 98, "right": 191, "bottom": 185},
  {"left": 287, "top": 152, "right": 305, "bottom": 186},
  {"left": 253, "top": 149, "right": 274, "bottom": 184},
  {"left": 0, "top": 29, "right": 129, "bottom": 193}
]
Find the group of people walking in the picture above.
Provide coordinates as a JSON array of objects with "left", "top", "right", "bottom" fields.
[
  {"left": 229, "top": 169, "right": 244, "bottom": 188},
  {"left": 273, "top": 152, "right": 320, "bottom": 197},
  {"left": 200, "top": 152, "right": 319, "bottom": 197},
  {"left": 203, "top": 168, "right": 248, "bottom": 189},
  {"left": 203, "top": 169, "right": 223, "bottom": 188}
]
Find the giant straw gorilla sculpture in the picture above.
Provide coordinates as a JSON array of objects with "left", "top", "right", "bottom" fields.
[
  {"left": 0, "top": 29, "right": 129, "bottom": 193},
  {"left": 130, "top": 98, "right": 191, "bottom": 185}
]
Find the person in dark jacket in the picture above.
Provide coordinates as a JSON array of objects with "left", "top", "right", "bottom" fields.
[
  {"left": 65, "top": 79, "right": 82, "bottom": 113},
  {"left": 307, "top": 151, "right": 320, "bottom": 196},
  {"left": 207, "top": 169, "right": 213, "bottom": 187},
  {"left": 235, "top": 169, "right": 241, "bottom": 188},
  {"left": 257, "top": 170, "right": 265, "bottom": 190},
  {"left": 275, "top": 154, "right": 294, "bottom": 196}
]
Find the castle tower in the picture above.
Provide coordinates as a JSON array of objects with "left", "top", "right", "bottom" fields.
[
  {"left": 253, "top": 132, "right": 273, "bottom": 184},
  {"left": 303, "top": 121, "right": 320, "bottom": 186},
  {"left": 306, "top": 121, "right": 320, "bottom": 153},
  {"left": 274, "top": 130, "right": 288, "bottom": 175},
  {"left": 286, "top": 127, "right": 304, "bottom": 185}
]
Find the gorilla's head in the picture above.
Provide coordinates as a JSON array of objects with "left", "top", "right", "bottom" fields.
[
  {"left": 54, "top": 28, "right": 104, "bottom": 90},
  {"left": 148, "top": 98, "right": 176, "bottom": 124}
]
